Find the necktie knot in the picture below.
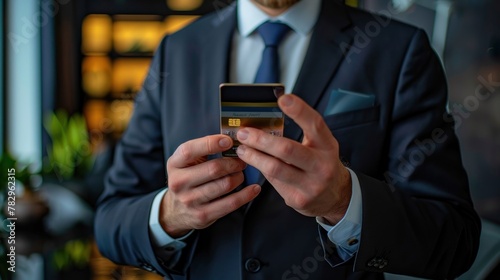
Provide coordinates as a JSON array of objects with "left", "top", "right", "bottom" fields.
[
  {"left": 253, "top": 22, "right": 290, "bottom": 84},
  {"left": 256, "top": 21, "right": 291, "bottom": 48}
]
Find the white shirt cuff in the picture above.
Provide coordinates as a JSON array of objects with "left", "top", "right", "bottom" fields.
[
  {"left": 316, "top": 168, "right": 362, "bottom": 261},
  {"left": 149, "top": 188, "right": 193, "bottom": 251}
]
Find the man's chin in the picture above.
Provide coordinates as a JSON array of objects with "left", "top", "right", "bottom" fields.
[{"left": 252, "top": 0, "right": 301, "bottom": 9}]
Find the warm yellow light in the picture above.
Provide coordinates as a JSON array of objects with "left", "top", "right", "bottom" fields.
[
  {"left": 109, "top": 100, "right": 134, "bottom": 132},
  {"left": 164, "top": 15, "right": 199, "bottom": 35},
  {"left": 82, "top": 14, "right": 112, "bottom": 54},
  {"left": 82, "top": 56, "right": 112, "bottom": 97},
  {"left": 113, "top": 19, "right": 164, "bottom": 53},
  {"left": 112, "top": 58, "right": 151, "bottom": 97},
  {"left": 84, "top": 100, "right": 109, "bottom": 132},
  {"left": 167, "top": 0, "right": 203, "bottom": 11}
]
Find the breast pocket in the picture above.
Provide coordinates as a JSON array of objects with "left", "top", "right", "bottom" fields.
[{"left": 323, "top": 105, "right": 380, "bottom": 131}]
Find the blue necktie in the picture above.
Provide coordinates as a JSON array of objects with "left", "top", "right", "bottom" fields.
[
  {"left": 244, "top": 21, "right": 291, "bottom": 185},
  {"left": 254, "top": 22, "right": 291, "bottom": 83}
]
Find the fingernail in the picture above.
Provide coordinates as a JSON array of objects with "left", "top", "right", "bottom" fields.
[
  {"left": 219, "top": 137, "right": 231, "bottom": 148},
  {"left": 280, "top": 95, "right": 293, "bottom": 107},
  {"left": 237, "top": 129, "right": 249, "bottom": 141},
  {"left": 253, "top": 185, "right": 261, "bottom": 194},
  {"left": 236, "top": 145, "right": 246, "bottom": 156}
]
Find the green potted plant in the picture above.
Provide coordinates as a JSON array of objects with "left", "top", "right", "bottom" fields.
[
  {"left": 43, "top": 110, "right": 94, "bottom": 181},
  {"left": 42, "top": 110, "right": 96, "bottom": 278}
]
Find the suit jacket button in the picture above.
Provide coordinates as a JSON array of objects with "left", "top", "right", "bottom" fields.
[
  {"left": 140, "top": 263, "right": 156, "bottom": 273},
  {"left": 367, "top": 258, "right": 377, "bottom": 267},
  {"left": 379, "top": 259, "right": 388, "bottom": 269},
  {"left": 348, "top": 238, "right": 359, "bottom": 246},
  {"left": 245, "top": 258, "right": 261, "bottom": 273}
]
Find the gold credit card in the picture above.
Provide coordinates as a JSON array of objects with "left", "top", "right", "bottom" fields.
[{"left": 219, "top": 83, "right": 285, "bottom": 157}]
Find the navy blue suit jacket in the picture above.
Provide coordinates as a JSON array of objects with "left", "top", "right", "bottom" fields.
[{"left": 95, "top": 1, "right": 480, "bottom": 279}]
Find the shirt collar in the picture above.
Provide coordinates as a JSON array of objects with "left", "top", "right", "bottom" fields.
[{"left": 237, "top": 0, "right": 321, "bottom": 37}]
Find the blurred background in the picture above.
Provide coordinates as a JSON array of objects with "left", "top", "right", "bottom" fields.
[{"left": 0, "top": 0, "right": 499, "bottom": 279}]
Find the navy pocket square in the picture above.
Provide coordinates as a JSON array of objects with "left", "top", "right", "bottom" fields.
[{"left": 324, "top": 89, "right": 376, "bottom": 116}]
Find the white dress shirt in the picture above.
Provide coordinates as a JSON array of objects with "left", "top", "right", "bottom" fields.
[{"left": 149, "top": 0, "right": 363, "bottom": 262}]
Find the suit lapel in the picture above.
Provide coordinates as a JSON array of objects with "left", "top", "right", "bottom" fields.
[
  {"left": 199, "top": 3, "right": 237, "bottom": 110},
  {"left": 286, "top": 0, "right": 354, "bottom": 141}
]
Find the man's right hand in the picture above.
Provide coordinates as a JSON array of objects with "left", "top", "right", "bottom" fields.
[{"left": 160, "top": 135, "right": 261, "bottom": 237}]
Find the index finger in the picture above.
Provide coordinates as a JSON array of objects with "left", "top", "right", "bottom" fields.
[
  {"left": 169, "top": 135, "right": 233, "bottom": 168},
  {"left": 278, "top": 94, "right": 334, "bottom": 148}
]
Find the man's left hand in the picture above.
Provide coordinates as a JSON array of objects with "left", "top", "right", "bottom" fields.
[{"left": 236, "top": 94, "right": 352, "bottom": 224}]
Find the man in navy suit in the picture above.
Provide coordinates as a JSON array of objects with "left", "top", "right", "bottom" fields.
[{"left": 95, "top": 0, "right": 481, "bottom": 279}]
